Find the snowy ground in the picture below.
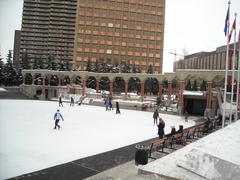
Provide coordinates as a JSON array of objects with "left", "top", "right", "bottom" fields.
[{"left": 0, "top": 99, "right": 197, "bottom": 180}]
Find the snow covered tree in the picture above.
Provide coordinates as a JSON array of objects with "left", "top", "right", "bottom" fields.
[
  {"left": 21, "top": 50, "right": 31, "bottom": 69},
  {"left": 147, "top": 64, "right": 153, "bottom": 74},
  {"left": 86, "top": 59, "right": 92, "bottom": 71}
]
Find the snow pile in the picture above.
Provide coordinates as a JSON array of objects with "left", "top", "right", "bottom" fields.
[{"left": 0, "top": 88, "right": 7, "bottom": 92}]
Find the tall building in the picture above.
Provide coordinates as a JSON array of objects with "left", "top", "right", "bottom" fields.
[
  {"left": 74, "top": 0, "right": 165, "bottom": 73},
  {"left": 20, "top": 0, "right": 165, "bottom": 73},
  {"left": 20, "top": 0, "right": 77, "bottom": 65},
  {"left": 13, "top": 30, "right": 21, "bottom": 70}
]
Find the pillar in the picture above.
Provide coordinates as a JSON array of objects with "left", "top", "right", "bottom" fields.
[
  {"left": 125, "top": 81, "right": 128, "bottom": 95},
  {"left": 168, "top": 81, "right": 172, "bottom": 99},
  {"left": 158, "top": 82, "right": 163, "bottom": 97},
  {"left": 206, "top": 81, "right": 212, "bottom": 109},
  {"left": 109, "top": 81, "right": 113, "bottom": 96},
  {"left": 178, "top": 80, "right": 185, "bottom": 115},
  {"left": 96, "top": 80, "right": 100, "bottom": 93},
  {"left": 32, "top": 75, "right": 34, "bottom": 85},
  {"left": 42, "top": 77, "right": 45, "bottom": 98},
  {"left": 140, "top": 82, "right": 144, "bottom": 97},
  {"left": 22, "top": 75, "right": 25, "bottom": 84},
  {"left": 82, "top": 79, "right": 86, "bottom": 96}
]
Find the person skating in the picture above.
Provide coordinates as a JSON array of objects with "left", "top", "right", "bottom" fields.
[
  {"left": 104, "top": 98, "right": 109, "bottom": 111},
  {"left": 157, "top": 118, "right": 165, "bottom": 139},
  {"left": 70, "top": 97, "right": 74, "bottom": 106},
  {"left": 59, "top": 96, "right": 63, "bottom": 107},
  {"left": 153, "top": 109, "right": 159, "bottom": 125},
  {"left": 109, "top": 99, "right": 113, "bottom": 110},
  {"left": 53, "top": 109, "right": 64, "bottom": 129},
  {"left": 116, "top": 101, "right": 120, "bottom": 114}
]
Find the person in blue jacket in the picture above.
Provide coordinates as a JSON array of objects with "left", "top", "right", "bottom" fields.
[{"left": 54, "top": 109, "right": 64, "bottom": 129}]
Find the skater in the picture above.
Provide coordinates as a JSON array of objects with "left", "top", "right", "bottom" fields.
[
  {"left": 157, "top": 118, "right": 165, "bottom": 139},
  {"left": 185, "top": 111, "right": 189, "bottom": 122},
  {"left": 109, "top": 99, "right": 113, "bottom": 110},
  {"left": 153, "top": 109, "right": 159, "bottom": 125},
  {"left": 53, "top": 109, "right": 64, "bottom": 130},
  {"left": 116, "top": 101, "right": 120, "bottom": 114},
  {"left": 70, "top": 97, "right": 74, "bottom": 106},
  {"left": 104, "top": 98, "right": 109, "bottom": 111},
  {"left": 59, "top": 96, "right": 63, "bottom": 107}
]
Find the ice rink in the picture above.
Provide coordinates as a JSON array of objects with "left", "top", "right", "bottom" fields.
[{"left": 0, "top": 99, "right": 196, "bottom": 179}]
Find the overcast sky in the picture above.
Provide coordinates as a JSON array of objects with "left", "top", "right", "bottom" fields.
[{"left": 0, "top": 0, "right": 239, "bottom": 72}]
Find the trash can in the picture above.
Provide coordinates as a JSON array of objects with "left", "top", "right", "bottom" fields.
[{"left": 135, "top": 144, "right": 149, "bottom": 165}]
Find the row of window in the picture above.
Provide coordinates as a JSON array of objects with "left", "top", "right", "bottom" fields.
[
  {"left": 79, "top": 8, "right": 163, "bottom": 23},
  {"left": 78, "top": 19, "right": 162, "bottom": 32},
  {"left": 78, "top": 29, "right": 161, "bottom": 42},
  {"left": 77, "top": 38, "right": 161, "bottom": 49}
]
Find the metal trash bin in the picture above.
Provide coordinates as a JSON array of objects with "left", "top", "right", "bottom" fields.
[{"left": 135, "top": 144, "right": 149, "bottom": 165}]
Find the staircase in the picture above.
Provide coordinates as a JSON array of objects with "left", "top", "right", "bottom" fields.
[{"left": 0, "top": 87, "right": 30, "bottom": 99}]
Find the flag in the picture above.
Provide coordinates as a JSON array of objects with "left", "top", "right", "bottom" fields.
[
  {"left": 228, "top": 17, "right": 236, "bottom": 42},
  {"left": 238, "top": 29, "right": 240, "bottom": 48},
  {"left": 224, "top": 6, "right": 230, "bottom": 36}
]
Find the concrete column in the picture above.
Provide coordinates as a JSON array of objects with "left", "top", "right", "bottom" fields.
[
  {"left": 32, "top": 76, "right": 34, "bottom": 85},
  {"left": 42, "top": 77, "right": 45, "bottom": 97},
  {"left": 178, "top": 80, "right": 185, "bottom": 115},
  {"left": 207, "top": 81, "right": 212, "bottom": 109},
  {"left": 22, "top": 75, "right": 25, "bottom": 84},
  {"left": 125, "top": 81, "right": 128, "bottom": 95},
  {"left": 96, "top": 80, "right": 100, "bottom": 93},
  {"left": 109, "top": 81, "right": 113, "bottom": 95},
  {"left": 168, "top": 81, "right": 172, "bottom": 99},
  {"left": 158, "top": 82, "right": 163, "bottom": 97},
  {"left": 140, "top": 82, "right": 144, "bottom": 97},
  {"left": 82, "top": 79, "right": 86, "bottom": 96}
]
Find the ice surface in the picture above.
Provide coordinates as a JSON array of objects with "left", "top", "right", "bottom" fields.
[{"left": 0, "top": 99, "right": 196, "bottom": 179}]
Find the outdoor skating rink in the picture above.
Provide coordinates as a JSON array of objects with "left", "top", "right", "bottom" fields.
[{"left": 0, "top": 99, "right": 197, "bottom": 179}]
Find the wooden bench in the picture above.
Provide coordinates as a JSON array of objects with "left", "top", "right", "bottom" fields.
[
  {"left": 195, "top": 123, "right": 207, "bottom": 137},
  {"left": 186, "top": 127, "right": 196, "bottom": 140},
  {"left": 169, "top": 132, "right": 184, "bottom": 149},
  {"left": 148, "top": 138, "right": 166, "bottom": 159}
]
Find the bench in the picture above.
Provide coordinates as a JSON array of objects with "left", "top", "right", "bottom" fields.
[
  {"left": 148, "top": 138, "right": 166, "bottom": 159},
  {"left": 186, "top": 127, "right": 196, "bottom": 140},
  {"left": 169, "top": 132, "right": 184, "bottom": 149}
]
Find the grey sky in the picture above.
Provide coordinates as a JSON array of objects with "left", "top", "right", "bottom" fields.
[{"left": 0, "top": 0, "right": 239, "bottom": 72}]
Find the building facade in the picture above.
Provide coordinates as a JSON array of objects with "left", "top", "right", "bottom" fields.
[
  {"left": 19, "top": 0, "right": 165, "bottom": 73},
  {"left": 13, "top": 30, "right": 21, "bottom": 70},
  {"left": 74, "top": 0, "right": 165, "bottom": 73},
  {"left": 174, "top": 43, "right": 238, "bottom": 71},
  {"left": 20, "top": 0, "right": 77, "bottom": 65}
]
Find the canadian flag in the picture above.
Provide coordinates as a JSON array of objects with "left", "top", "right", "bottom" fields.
[{"left": 228, "top": 17, "right": 236, "bottom": 43}]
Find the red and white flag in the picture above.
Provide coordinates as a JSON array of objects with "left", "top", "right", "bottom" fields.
[{"left": 228, "top": 17, "right": 236, "bottom": 43}]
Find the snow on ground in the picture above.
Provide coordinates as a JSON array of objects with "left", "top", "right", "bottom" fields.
[
  {"left": 0, "top": 88, "right": 7, "bottom": 92},
  {"left": 0, "top": 99, "right": 197, "bottom": 180}
]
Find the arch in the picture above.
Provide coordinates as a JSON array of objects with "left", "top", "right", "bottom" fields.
[
  {"left": 62, "top": 75, "right": 70, "bottom": 86},
  {"left": 99, "top": 76, "right": 110, "bottom": 91},
  {"left": 113, "top": 77, "right": 125, "bottom": 94},
  {"left": 24, "top": 73, "right": 33, "bottom": 85},
  {"left": 74, "top": 76, "right": 82, "bottom": 85},
  {"left": 50, "top": 75, "right": 59, "bottom": 86},
  {"left": 128, "top": 77, "right": 141, "bottom": 94},
  {"left": 33, "top": 73, "right": 43, "bottom": 85},
  {"left": 86, "top": 76, "right": 96, "bottom": 90},
  {"left": 144, "top": 77, "right": 159, "bottom": 95}
]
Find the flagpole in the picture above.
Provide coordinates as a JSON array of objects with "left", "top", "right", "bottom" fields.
[
  {"left": 222, "top": 1, "right": 231, "bottom": 128},
  {"left": 236, "top": 25, "right": 240, "bottom": 121},
  {"left": 230, "top": 13, "right": 237, "bottom": 123}
]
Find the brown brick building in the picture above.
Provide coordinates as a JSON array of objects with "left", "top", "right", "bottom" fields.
[
  {"left": 20, "top": 0, "right": 165, "bottom": 73},
  {"left": 74, "top": 0, "right": 165, "bottom": 73}
]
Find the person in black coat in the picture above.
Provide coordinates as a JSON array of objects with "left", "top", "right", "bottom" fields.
[
  {"left": 153, "top": 109, "right": 159, "bottom": 125},
  {"left": 116, "top": 101, "right": 120, "bottom": 114},
  {"left": 59, "top": 96, "right": 63, "bottom": 107},
  {"left": 157, "top": 118, "right": 165, "bottom": 139}
]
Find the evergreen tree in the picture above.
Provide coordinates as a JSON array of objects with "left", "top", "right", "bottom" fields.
[
  {"left": 147, "top": 64, "right": 153, "bottom": 74},
  {"left": 200, "top": 80, "right": 207, "bottom": 91},
  {"left": 0, "top": 56, "right": 4, "bottom": 85},
  {"left": 86, "top": 59, "right": 92, "bottom": 71},
  {"left": 3, "top": 50, "right": 19, "bottom": 86},
  {"left": 21, "top": 50, "right": 31, "bottom": 69},
  {"left": 186, "top": 80, "right": 192, "bottom": 90},
  {"left": 192, "top": 80, "right": 198, "bottom": 91}
]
